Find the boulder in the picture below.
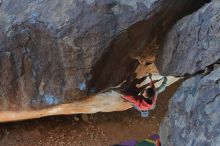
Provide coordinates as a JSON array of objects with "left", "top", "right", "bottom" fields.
[
  {"left": 160, "top": 67, "right": 220, "bottom": 146},
  {"left": 0, "top": 0, "right": 206, "bottom": 110},
  {"left": 156, "top": 1, "right": 220, "bottom": 76}
]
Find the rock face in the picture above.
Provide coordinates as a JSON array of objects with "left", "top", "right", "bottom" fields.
[
  {"left": 156, "top": 1, "right": 220, "bottom": 76},
  {"left": 158, "top": 2, "right": 220, "bottom": 145},
  {"left": 160, "top": 68, "right": 220, "bottom": 146},
  {"left": 0, "top": 0, "right": 158, "bottom": 110},
  {"left": 0, "top": 0, "right": 206, "bottom": 110}
]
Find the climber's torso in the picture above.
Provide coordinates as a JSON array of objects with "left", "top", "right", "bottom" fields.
[{"left": 121, "top": 95, "right": 157, "bottom": 111}]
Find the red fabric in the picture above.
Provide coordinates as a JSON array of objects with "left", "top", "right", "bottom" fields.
[
  {"left": 121, "top": 78, "right": 157, "bottom": 111},
  {"left": 121, "top": 94, "right": 157, "bottom": 111}
]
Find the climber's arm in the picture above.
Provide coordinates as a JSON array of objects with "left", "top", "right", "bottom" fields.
[
  {"left": 149, "top": 74, "right": 155, "bottom": 89},
  {"left": 138, "top": 83, "right": 150, "bottom": 94},
  {"left": 132, "top": 75, "right": 148, "bottom": 84},
  {"left": 138, "top": 77, "right": 163, "bottom": 92}
]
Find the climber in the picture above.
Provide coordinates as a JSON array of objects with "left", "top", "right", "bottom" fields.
[
  {"left": 120, "top": 73, "right": 164, "bottom": 96},
  {"left": 120, "top": 75, "right": 148, "bottom": 97},
  {"left": 121, "top": 74, "right": 167, "bottom": 117}
]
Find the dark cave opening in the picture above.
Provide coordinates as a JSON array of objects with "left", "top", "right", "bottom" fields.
[{"left": 86, "top": 0, "right": 211, "bottom": 95}]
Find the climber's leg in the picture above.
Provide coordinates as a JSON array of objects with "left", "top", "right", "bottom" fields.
[{"left": 132, "top": 75, "right": 148, "bottom": 85}]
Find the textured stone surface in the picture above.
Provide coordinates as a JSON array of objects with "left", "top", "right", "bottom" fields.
[
  {"left": 156, "top": 1, "right": 220, "bottom": 76},
  {"left": 0, "top": 0, "right": 158, "bottom": 110},
  {"left": 160, "top": 67, "right": 220, "bottom": 146},
  {"left": 0, "top": 0, "right": 206, "bottom": 110}
]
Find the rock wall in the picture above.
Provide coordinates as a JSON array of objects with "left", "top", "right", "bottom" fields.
[
  {"left": 156, "top": 1, "right": 219, "bottom": 76},
  {"left": 0, "top": 0, "right": 159, "bottom": 110},
  {"left": 159, "top": 1, "right": 220, "bottom": 146},
  {"left": 0, "top": 0, "right": 206, "bottom": 110},
  {"left": 160, "top": 68, "right": 220, "bottom": 146}
]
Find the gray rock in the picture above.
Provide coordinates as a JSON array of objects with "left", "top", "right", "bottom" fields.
[
  {"left": 156, "top": 1, "right": 220, "bottom": 76},
  {"left": 0, "top": 0, "right": 158, "bottom": 110},
  {"left": 160, "top": 67, "right": 220, "bottom": 146},
  {"left": 0, "top": 0, "right": 206, "bottom": 110}
]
